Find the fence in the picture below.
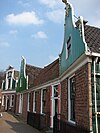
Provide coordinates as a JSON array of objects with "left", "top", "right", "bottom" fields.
[
  {"left": 27, "top": 111, "right": 50, "bottom": 130},
  {"left": 53, "top": 113, "right": 90, "bottom": 133}
]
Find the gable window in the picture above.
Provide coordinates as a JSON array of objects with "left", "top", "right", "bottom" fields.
[
  {"left": 68, "top": 75, "right": 75, "bottom": 123},
  {"left": 8, "top": 79, "right": 11, "bottom": 89},
  {"left": 66, "top": 36, "right": 71, "bottom": 59},
  {"left": 41, "top": 89, "right": 46, "bottom": 114},
  {"left": 7, "top": 71, "right": 12, "bottom": 89}
]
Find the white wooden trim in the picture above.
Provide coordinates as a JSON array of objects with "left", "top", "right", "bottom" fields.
[
  {"left": 60, "top": 54, "right": 92, "bottom": 81},
  {"left": 26, "top": 76, "right": 28, "bottom": 90},
  {"left": 2, "top": 90, "right": 16, "bottom": 94},
  {"left": 19, "top": 94, "right": 23, "bottom": 114},
  {"left": 17, "top": 80, "right": 60, "bottom": 94},
  {"left": 2, "top": 95, "right": 4, "bottom": 106},
  {"left": 50, "top": 84, "right": 59, "bottom": 128},
  {"left": 40, "top": 88, "right": 46, "bottom": 114},
  {"left": 86, "top": 52, "right": 100, "bottom": 57},
  {"left": 27, "top": 93, "right": 30, "bottom": 112},
  {"left": 68, "top": 74, "right": 75, "bottom": 123},
  {"left": 5, "top": 96, "right": 8, "bottom": 110},
  {"left": 40, "top": 89, "right": 43, "bottom": 114},
  {"left": 50, "top": 85, "right": 54, "bottom": 128},
  {"left": 33, "top": 91, "right": 36, "bottom": 113}
]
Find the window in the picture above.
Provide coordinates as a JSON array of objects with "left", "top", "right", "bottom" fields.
[
  {"left": 8, "top": 71, "right": 12, "bottom": 78},
  {"left": 10, "top": 95, "right": 14, "bottom": 107},
  {"left": 41, "top": 89, "right": 46, "bottom": 114},
  {"left": 8, "top": 79, "right": 10, "bottom": 89},
  {"left": 68, "top": 76, "right": 75, "bottom": 123},
  {"left": 54, "top": 85, "right": 58, "bottom": 97},
  {"left": 33, "top": 91, "right": 37, "bottom": 112},
  {"left": 66, "top": 36, "right": 71, "bottom": 59},
  {"left": 7, "top": 71, "right": 12, "bottom": 89},
  {"left": 54, "top": 85, "right": 59, "bottom": 114}
]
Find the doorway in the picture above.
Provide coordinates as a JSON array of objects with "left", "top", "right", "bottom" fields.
[{"left": 50, "top": 84, "right": 60, "bottom": 128}]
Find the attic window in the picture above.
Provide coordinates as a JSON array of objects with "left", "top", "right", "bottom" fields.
[{"left": 66, "top": 36, "right": 71, "bottom": 59}]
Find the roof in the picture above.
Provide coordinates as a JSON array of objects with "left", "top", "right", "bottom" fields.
[
  {"left": 84, "top": 25, "right": 100, "bottom": 53},
  {"left": 26, "top": 64, "right": 42, "bottom": 88},
  {"left": 33, "top": 58, "right": 59, "bottom": 87}
]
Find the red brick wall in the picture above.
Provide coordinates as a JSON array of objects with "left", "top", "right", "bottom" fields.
[
  {"left": 35, "top": 90, "right": 41, "bottom": 113},
  {"left": 61, "top": 63, "right": 92, "bottom": 131},
  {"left": 75, "top": 63, "right": 92, "bottom": 130},
  {"left": 1, "top": 93, "right": 16, "bottom": 112},
  {"left": 22, "top": 93, "right": 28, "bottom": 120},
  {"left": 15, "top": 94, "right": 20, "bottom": 113},
  {"left": 61, "top": 78, "right": 68, "bottom": 121},
  {"left": 29, "top": 92, "right": 33, "bottom": 112}
]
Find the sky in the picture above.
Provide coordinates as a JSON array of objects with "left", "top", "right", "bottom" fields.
[{"left": 0, "top": 0, "right": 100, "bottom": 71}]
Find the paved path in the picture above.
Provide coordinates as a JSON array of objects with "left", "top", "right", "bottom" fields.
[{"left": 0, "top": 112, "right": 42, "bottom": 133}]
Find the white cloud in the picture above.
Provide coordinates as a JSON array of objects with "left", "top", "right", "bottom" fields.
[
  {"left": 5, "top": 11, "right": 44, "bottom": 25},
  {"left": 46, "top": 9, "right": 64, "bottom": 23},
  {"left": 39, "top": 0, "right": 62, "bottom": 8},
  {"left": 32, "top": 31, "right": 48, "bottom": 39},
  {"left": 0, "top": 41, "right": 10, "bottom": 47},
  {"left": 9, "top": 30, "right": 18, "bottom": 35},
  {"left": 18, "top": 0, "right": 31, "bottom": 7}
]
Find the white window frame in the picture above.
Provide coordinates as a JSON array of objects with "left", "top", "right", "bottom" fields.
[
  {"left": 10, "top": 95, "right": 14, "bottom": 107},
  {"left": 41, "top": 88, "right": 46, "bottom": 114},
  {"left": 27, "top": 93, "right": 31, "bottom": 112},
  {"left": 68, "top": 74, "right": 76, "bottom": 124},
  {"left": 2, "top": 95, "right": 5, "bottom": 106},
  {"left": 7, "top": 71, "right": 13, "bottom": 90},
  {"left": 50, "top": 84, "right": 59, "bottom": 128},
  {"left": 33, "top": 91, "right": 36, "bottom": 113},
  {"left": 19, "top": 94, "right": 23, "bottom": 114}
]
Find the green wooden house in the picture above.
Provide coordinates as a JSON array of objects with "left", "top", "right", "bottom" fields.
[{"left": 59, "top": 1, "right": 100, "bottom": 133}]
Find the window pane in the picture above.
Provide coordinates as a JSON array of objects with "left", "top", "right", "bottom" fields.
[
  {"left": 70, "top": 76, "right": 75, "bottom": 121},
  {"left": 42, "top": 89, "right": 46, "bottom": 113}
]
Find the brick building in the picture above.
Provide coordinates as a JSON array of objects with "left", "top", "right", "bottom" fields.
[
  {"left": 1, "top": 66, "right": 19, "bottom": 112},
  {"left": 1, "top": 1, "right": 100, "bottom": 133}
]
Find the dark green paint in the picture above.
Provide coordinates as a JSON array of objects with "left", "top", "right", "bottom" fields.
[
  {"left": 16, "top": 57, "right": 27, "bottom": 92},
  {"left": 60, "top": 3, "right": 86, "bottom": 75}
]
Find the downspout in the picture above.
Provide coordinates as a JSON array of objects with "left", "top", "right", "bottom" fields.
[{"left": 93, "top": 58, "right": 98, "bottom": 133}]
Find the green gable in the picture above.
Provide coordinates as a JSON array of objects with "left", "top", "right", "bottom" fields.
[
  {"left": 16, "top": 57, "right": 27, "bottom": 92},
  {"left": 60, "top": 3, "right": 87, "bottom": 75}
]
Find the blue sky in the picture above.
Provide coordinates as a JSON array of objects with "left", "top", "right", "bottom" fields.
[{"left": 0, "top": 0, "right": 100, "bottom": 71}]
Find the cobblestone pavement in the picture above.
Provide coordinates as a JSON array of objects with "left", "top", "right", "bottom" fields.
[{"left": 0, "top": 112, "right": 42, "bottom": 133}]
